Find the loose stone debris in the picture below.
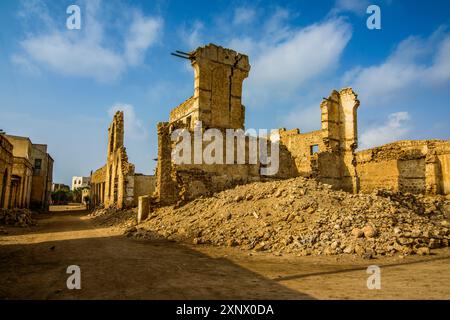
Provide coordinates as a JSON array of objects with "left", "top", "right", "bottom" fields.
[
  {"left": 92, "top": 176, "right": 450, "bottom": 258},
  {"left": 0, "top": 208, "right": 34, "bottom": 227}
]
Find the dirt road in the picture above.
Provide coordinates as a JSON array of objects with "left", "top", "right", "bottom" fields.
[{"left": 0, "top": 206, "right": 449, "bottom": 299}]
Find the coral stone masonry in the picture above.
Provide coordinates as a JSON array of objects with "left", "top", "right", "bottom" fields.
[{"left": 88, "top": 43, "right": 449, "bottom": 212}]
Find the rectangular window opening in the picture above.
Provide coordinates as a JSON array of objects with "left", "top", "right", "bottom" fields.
[{"left": 310, "top": 145, "right": 319, "bottom": 155}]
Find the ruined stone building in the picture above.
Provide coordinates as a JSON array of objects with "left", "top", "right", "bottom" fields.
[
  {"left": 276, "top": 88, "right": 360, "bottom": 193},
  {"left": 0, "top": 133, "right": 54, "bottom": 210},
  {"left": 276, "top": 91, "right": 450, "bottom": 195},
  {"left": 149, "top": 43, "right": 449, "bottom": 207},
  {"left": 355, "top": 140, "right": 450, "bottom": 194},
  {"left": 154, "top": 44, "right": 266, "bottom": 205},
  {"left": 90, "top": 111, "right": 155, "bottom": 209}
]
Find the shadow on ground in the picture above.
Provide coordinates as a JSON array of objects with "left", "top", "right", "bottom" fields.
[{"left": 0, "top": 227, "right": 313, "bottom": 300}]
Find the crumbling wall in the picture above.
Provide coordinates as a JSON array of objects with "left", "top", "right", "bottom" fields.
[
  {"left": 356, "top": 140, "right": 450, "bottom": 195},
  {"left": 102, "top": 111, "right": 135, "bottom": 209},
  {"left": 435, "top": 141, "right": 450, "bottom": 194},
  {"left": 154, "top": 122, "right": 180, "bottom": 205},
  {"left": 276, "top": 88, "right": 360, "bottom": 192},
  {"left": 169, "top": 97, "right": 195, "bottom": 130},
  {"left": 356, "top": 149, "right": 399, "bottom": 193},
  {"left": 153, "top": 43, "right": 448, "bottom": 208},
  {"left": 155, "top": 44, "right": 261, "bottom": 205},
  {"left": 90, "top": 112, "right": 156, "bottom": 209},
  {"left": 170, "top": 44, "right": 250, "bottom": 130},
  {"left": 155, "top": 45, "right": 364, "bottom": 205},
  {"left": 277, "top": 129, "right": 325, "bottom": 176},
  {"left": 317, "top": 88, "right": 360, "bottom": 192},
  {"left": 133, "top": 174, "right": 156, "bottom": 206},
  {"left": 154, "top": 124, "right": 263, "bottom": 204}
]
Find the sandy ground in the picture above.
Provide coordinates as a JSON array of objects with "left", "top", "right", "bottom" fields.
[{"left": 0, "top": 205, "right": 449, "bottom": 300}]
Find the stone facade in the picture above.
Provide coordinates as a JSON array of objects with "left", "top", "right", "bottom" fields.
[
  {"left": 169, "top": 44, "right": 250, "bottom": 130},
  {"left": 90, "top": 165, "right": 106, "bottom": 207},
  {"left": 153, "top": 45, "right": 365, "bottom": 206},
  {"left": 150, "top": 43, "right": 449, "bottom": 207},
  {"left": 90, "top": 111, "right": 155, "bottom": 208},
  {"left": 0, "top": 134, "right": 53, "bottom": 210},
  {"left": 356, "top": 140, "right": 450, "bottom": 195},
  {"left": 4, "top": 135, "right": 34, "bottom": 209},
  {"left": 30, "top": 143, "right": 53, "bottom": 211},
  {"left": 277, "top": 88, "right": 360, "bottom": 192},
  {"left": 154, "top": 44, "right": 267, "bottom": 206},
  {"left": 276, "top": 91, "right": 450, "bottom": 196}
]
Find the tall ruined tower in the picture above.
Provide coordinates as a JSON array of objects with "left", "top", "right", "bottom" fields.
[
  {"left": 104, "top": 111, "right": 135, "bottom": 209},
  {"left": 169, "top": 43, "right": 250, "bottom": 130},
  {"left": 320, "top": 88, "right": 360, "bottom": 192},
  {"left": 155, "top": 44, "right": 252, "bottom": 205}
]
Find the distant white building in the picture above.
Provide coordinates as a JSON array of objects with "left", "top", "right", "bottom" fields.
[{"left": 71, "top": 176, "right": 90, "bottom": 190}]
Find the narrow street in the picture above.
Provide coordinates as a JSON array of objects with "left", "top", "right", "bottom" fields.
[
  {"left": 0, "top": 206, "right": 310, "bottom": 299},
  {"left": 0, "top": 205, "right": 449, "bottom": 299}
]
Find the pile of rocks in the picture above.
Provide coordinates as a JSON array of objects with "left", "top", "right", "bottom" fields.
[
  {"left": 132, "top": 177, "right": 450, "bottom": 257},
  {"left": 90, "top": 206, "right": 137, "bottom": 229},
  {"left": 0, "top": 208, "right": 34, "bottom": 227}
]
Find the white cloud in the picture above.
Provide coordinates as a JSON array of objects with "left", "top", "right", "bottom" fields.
[
  {"left": 261, "top": 7, "right": 293, "bottom": 43},
  {"left": 343, "top": 27, "right": 450, "bottom": 106},
  {"left": 125, "top": 12, "right": 163, "bottom": 65},
  {"left": 108, "top": 104, "right": 147, "bottom": 140},
  {"left": 21, "top": 33, "right": 126, "bottom": 82},
  {"left": 227, "top": 37, "right": 258, "bottom": 57},
  {"left": 233, "top": 7, "right": 257, "bottom": 25},
  {"left": 359, "top": 112, "right": 411, "bottom": 149},
  {"left": 15, "top": 0, "right": 163, "bottom": 82},
  {"left": 243, "top": 18, "right": 352, "bottom": 106},
  {"left": 427, "top": 35, "right": 450, "bottom": 83},
  {"left": 178, "top": 10, "right": 351, "bottom": 111},
  {"left": 180, "top": 20, "right": 204, "bottom": 50},
  {"left": 281, "top": 104, "right": 321, "bottom": 132}
]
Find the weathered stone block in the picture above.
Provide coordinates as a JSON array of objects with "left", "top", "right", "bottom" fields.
[{"left": 137, "top": 195, "right": 150, "bottom": 224}]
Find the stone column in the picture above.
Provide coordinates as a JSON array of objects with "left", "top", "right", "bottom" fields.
[{"left": 137, "top": 195, "right": 149, "bottom": 223}]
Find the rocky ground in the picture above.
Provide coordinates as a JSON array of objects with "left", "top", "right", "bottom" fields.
[
  {"left": 2, "top": 205, "right": 449, "bottom": 299},
  {"left": 92, "top": 177, "right": 450, "bottom": 258},
  {"left": 0, "top": 208, "right": 35, "bottom": 230}
]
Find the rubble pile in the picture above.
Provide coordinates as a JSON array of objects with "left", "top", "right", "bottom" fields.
[
  {"left": 131, "top": 177, "right": 450, "bottom": 257},
  {"left": 90, "top": 206, "right": 137, "bottom": 229},
  {"left": 0, "top": 209, "right": 34, "bottom": 227}
]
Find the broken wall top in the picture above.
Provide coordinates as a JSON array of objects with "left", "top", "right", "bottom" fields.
[
  {"left": 320, "top": 87, "right": 360, "bottom": 152},
  {"left": 107, "top": 111, "right": 125, "bottom": 155},
  {"left": 356, "top": 139, "right": 450, "bottom": 163},
  {"left": 169, "top": 43, "right": 250, "bottom": 130},
  {"left": 190, "top": 43, "right": 250, "bottom": 72}
]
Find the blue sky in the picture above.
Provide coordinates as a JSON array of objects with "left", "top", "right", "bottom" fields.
[{"left": 0, "top": 0, "right": 449, "bottom": 185}]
